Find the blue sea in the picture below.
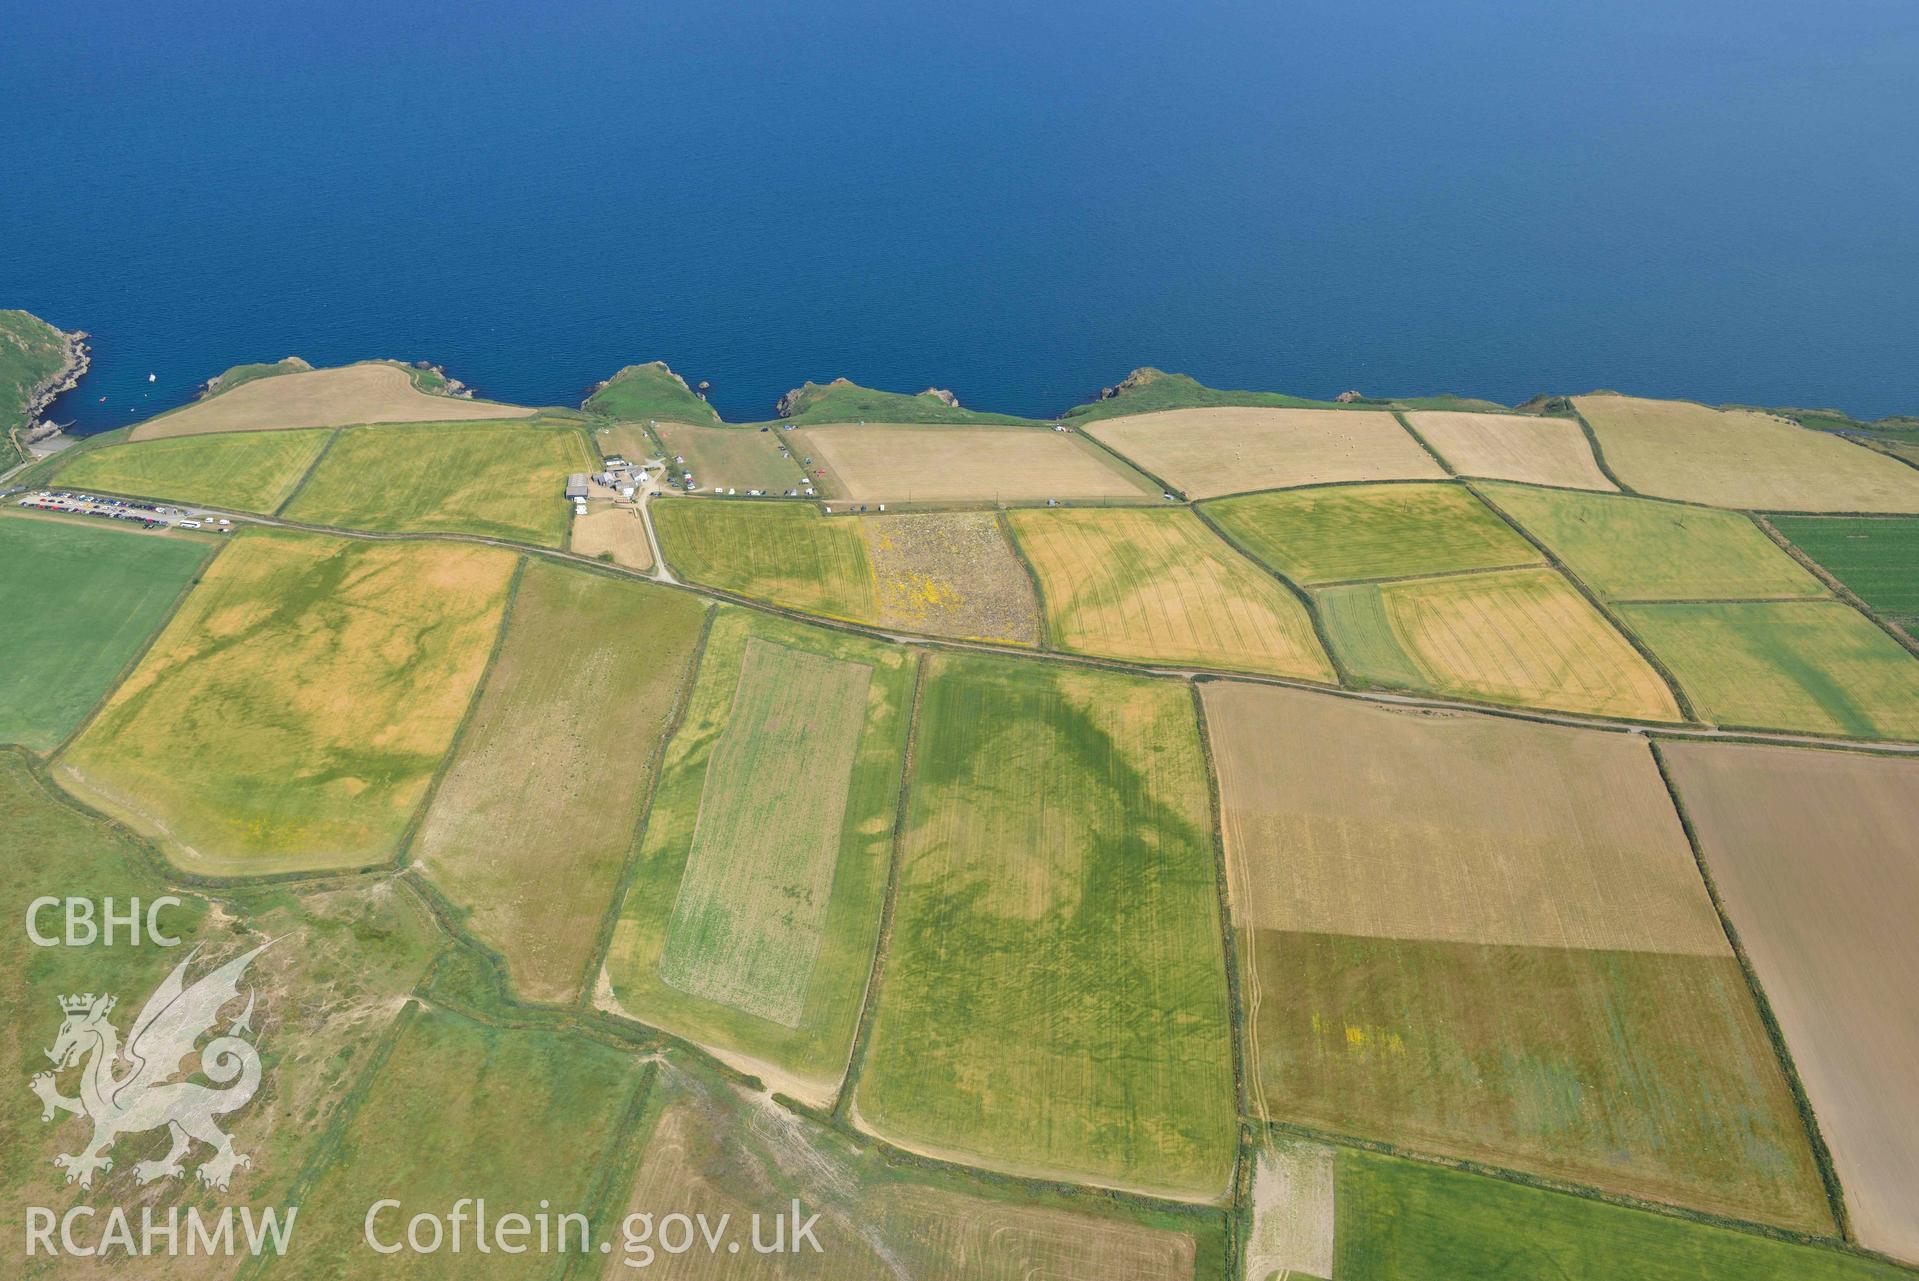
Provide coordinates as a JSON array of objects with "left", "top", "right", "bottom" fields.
[{"left": 5, "top": 0, "right": 1916, "bottom": 430}]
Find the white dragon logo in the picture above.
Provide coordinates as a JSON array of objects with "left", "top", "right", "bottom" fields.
[{"left": 30, "top": 940, "right": 273, "bottom": 1191}]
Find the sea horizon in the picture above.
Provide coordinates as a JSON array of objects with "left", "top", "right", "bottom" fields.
[{"left": 8, "top": 0, "right": 1918, "bottom": 429}]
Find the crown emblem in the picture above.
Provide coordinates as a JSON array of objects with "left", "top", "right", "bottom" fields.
[{"left": 59, "top": 994, "right": 112, "bottom": 1015}]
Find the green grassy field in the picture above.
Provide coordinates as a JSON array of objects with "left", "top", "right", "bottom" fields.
[
  {"left": 282, "top": 419, "right": 593, "bottom": 546},
  {"left": 1771, "top": 515, "right": 1919, "bottom": 629},
  {"left": 1620, "top": 600, "right": 1919, "bottom": 739},
  {"left": 1317, "top": 567, "right": 1683, "bottom": 720},
  {"left": 1008, "top": 506, "right": 1334, "bottom": 678},
  {"left": 584, "top": 360, "right": 721, "bottom": 422},
  {"left": 1331, "top": 1149, "right": 1902, "bottom": 1280},
  {"left": 57, "top": 529, "right": 517, "bottom": 874},
  {"left": 1204, "top": 482, "right": 1542, "bottom": 585},
  {"left": 653, "top": 499, "right": 877, "bottom": 619},
  {"left": 857, "top": 653, "right": 1237, "bottom": 1200},
  {"left": 0, "top": 750, "right": 443, "bottom": 1264},
  {"left": 53, "top": 426, "right": 335, "bottom": 512},
  {"left": 0, "top": 514, "right": 214, "bottom": 750},
  {"left": 277, "top": 1005, "right": 650, "bottom": 1279},
  {"left": 1483, "top": 483, "right": 1828, "bottom": 600},
  {"left": 412, "top": 561, "right": 709, "bottom": 1004},
  {"left": 654, "top": 419, "right": 810, "bottom": 492},
  {"left": 601, "top": 607, "right": 913, "bottom": 1104}
]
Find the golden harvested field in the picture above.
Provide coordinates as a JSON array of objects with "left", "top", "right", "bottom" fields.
[
  {"left": 1202, "top": 683, "right": 1724, "bottom": 953},
  {"left": 860, "top": 510, "right": 1041, "bottom": 642},
  {"left": 1664, "top": 742, "right": 1919, "bottom": 1264},
  {"left": 1618, "top": 600, "right": 1919, "bottom": 739},
  {"left": 1203, "top": 481, "right": 1543, "bottom": 585},
  {"left": 569, "top": 499, "right": 654, "bottom": 570},
  {"left": 792, "top": 423, "right": 1158, "bottom": 503},
  {"left": 1317, "top": 566, "right": 1682, "bottom": 720},
  {"left": 1006, "top": 506, "right": 1333, "bottom": 679},
  {"left": 1574, "top": 394, "right": 1919, "bottom": 512},
  {"left": 1406, "top": 410, "right": 1617, "bottom": 490},
  {"left": 1204, "top": 681, "right": 1830, "bottom": 1229},
  {"left": 130, "top": 362, "right": 534, "bottom": 440},
  {"left": 411, "top": 562, "right": 707, "bottom": 1004},
  {"left": 282, "top": 419, "right": 594, "bottom": 546},
  {"left": 600, "top": 609, "right": 913, "bottom": 1105},
  {"left": 57, "top": 530, "right": 516, "bottom": 875},
  {"left": 1481, "top": 482, "right": 1828, "bottom": 601},
  {"left": 1084, "top": 407, "right": 1445, "bottom": 499}
]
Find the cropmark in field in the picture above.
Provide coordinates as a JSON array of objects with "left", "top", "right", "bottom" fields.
[
  {"left": 599, "top": 608, "right": 913, "bottom": 1105},
  {"left": 1009, "top": 506, "right": 1332, "bottom": 677},
  {"left": 1618, "top": 599, "right": 1919, "bottom": 739},
  {"left": 1665, "top": 741, "right": 1919, "bottom": 1263},
  {"left": 856, "top": 652, "right": 1237, "bottom": 1201},
  {"left": 1203, "top": 481, "right": 1542, "bottom": 585},
  {"left": 130, "top": 361, "right": 535, "bottom": 440},
  {"left": 53, "top": 426, "right": 335, "bottom": 513},
  {"left": 412, "top": 560, "right": 709, "bottom": 1004},
  {"left": 1404, "top": 409, "right": 1616, "bottom": 491},
  {"left": 1482, "top": 482, "right": 1827, "bottom": 601},
  {"left": 1084, "top": 406, "right": 1445, "bottom": 499},
  {"left": 1202, "top": 682, "right": 1830, "bottom": 1229},
  {"left": 1316, "top": 566, "right": 1682, "bottom": 719},
  {"left": 57, "top": 529, "right": 517, "bottom": 875},
  {"left": 0, "top": 513, "right": 214, "bottom": 751},
  {"left": 653, "top": 500, "right": 877, "bottom": 622},
  {"left": 282, "top": 418, "right": 595, "bottom": 546}
]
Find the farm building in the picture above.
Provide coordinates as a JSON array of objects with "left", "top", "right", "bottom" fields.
[{"left": 565, "top": 473, "right": 590, "bottom": 500}]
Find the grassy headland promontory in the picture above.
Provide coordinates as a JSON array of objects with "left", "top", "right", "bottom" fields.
[
  {"left": 584, "top": 360, "right": 721, "bottom": 423},
  {"left": 773, "top": 376, "right": 1043, "bottom": 426}
]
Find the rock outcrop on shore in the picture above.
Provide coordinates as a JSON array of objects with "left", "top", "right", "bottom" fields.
[
  {"left": 24, "top": 332, "right": 89, "bottom": 442},
  {"left": 1095, "top": 367, "right": 1169, "bottom": 402}
]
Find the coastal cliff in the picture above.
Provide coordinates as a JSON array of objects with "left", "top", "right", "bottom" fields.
[{"left": 2, "top": 309, "right": 89, "bottom": 467}]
